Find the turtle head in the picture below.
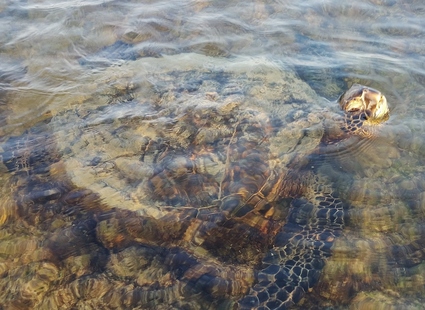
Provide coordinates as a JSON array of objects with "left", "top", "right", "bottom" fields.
[{"left": 339, "top": 84, "right": 389, "bottom": 125}]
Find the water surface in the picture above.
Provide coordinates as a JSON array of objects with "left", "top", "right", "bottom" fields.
[{"left": 1, "top": 0, "right": 425, "bottom": 309}]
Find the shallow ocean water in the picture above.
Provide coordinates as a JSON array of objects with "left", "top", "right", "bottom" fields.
[{"left": 1, "top": 0, "right": 425, "bottom": 309}]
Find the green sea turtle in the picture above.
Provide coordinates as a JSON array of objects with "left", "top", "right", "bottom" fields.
[
  {"left": 0, "top": 54, "right": 390, "bottom": 309},
  {"left": 137, "top": 83, "right": 389, "bottom": 310}
]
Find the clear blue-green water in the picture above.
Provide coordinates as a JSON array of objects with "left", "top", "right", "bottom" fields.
[{"left": 1, "top": 0, "right": 425, "bottom": 309}]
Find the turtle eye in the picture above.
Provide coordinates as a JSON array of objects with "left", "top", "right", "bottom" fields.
[{"left": 348, "top": 108, "right": 360, "bottom": 113}]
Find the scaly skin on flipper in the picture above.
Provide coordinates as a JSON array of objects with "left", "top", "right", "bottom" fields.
[{"left": 237, "top": 173, "right": 346, "bottom": 309}]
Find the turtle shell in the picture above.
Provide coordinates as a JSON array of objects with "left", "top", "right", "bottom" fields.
[{"left": 50, "top": 54, "right": 328, "bottom": 217}]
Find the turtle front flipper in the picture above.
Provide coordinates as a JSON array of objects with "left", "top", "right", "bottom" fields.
[{"left": 238, "top": 179, "right": 346, "bottom": 309}]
